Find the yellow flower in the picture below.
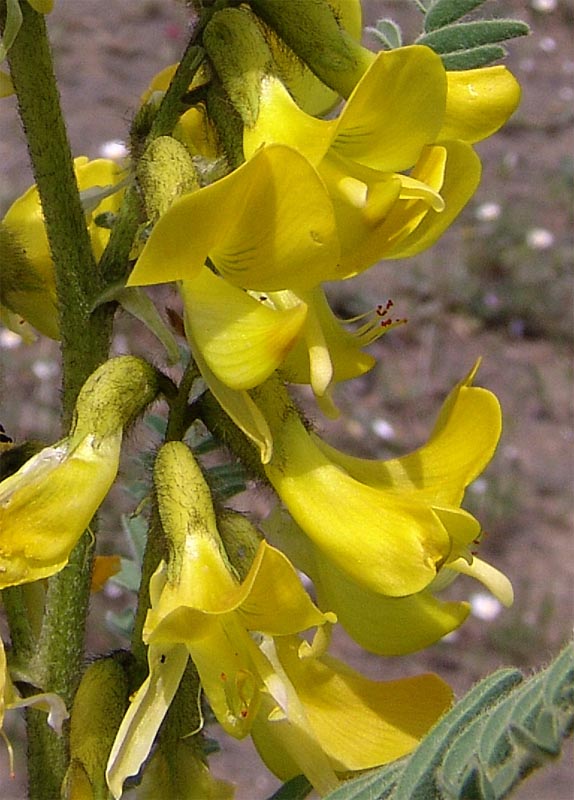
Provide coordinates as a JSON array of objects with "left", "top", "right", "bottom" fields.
[
  {"left": 107, "top": 444, "right": 452, "bottom": 796},
  {"left": 0, "top": 357, "right": 158, "bottom": 588},
  {"left": 127, "top": 143, "right": 341, "bottom": 293},
  {"left": 106, "top": 442, "right": 333, "bottom": 796},
  {"left": 244, "top": 45, "right": 520, "bottom": 276},
  {"left": 262, "top": 363, "right": 513, "bottom": 655},
  {"left": 250, "top": 632, "right": 453, "bottom": 787},
  {"left": 179, "top": 270, "right": 394, "bottom": 417},
  {"left": 1, "top": 157, "right": 126, "bottom": 339}
]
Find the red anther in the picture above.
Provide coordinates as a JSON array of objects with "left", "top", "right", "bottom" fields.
[
  {"left": 220, "top": 672, "right": 227, "bottom": 682},
  {"left": 376, "top": 299, "right": 394, "bottom": 317}
]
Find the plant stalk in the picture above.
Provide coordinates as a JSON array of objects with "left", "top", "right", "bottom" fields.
[{"left": 1, "top": 3, "right": 113, "bottom": 795}]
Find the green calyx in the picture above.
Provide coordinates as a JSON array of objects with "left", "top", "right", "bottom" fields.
[
  {"left": 203, "top": 6, "right": 273, "bottom": 128},
  {"left": 63, "top": 654, "right": 131, "bottom": 800},
  {"left": 217, "top": 509, "right": 263, "bottom": 581},
  {"left": 72, "top": 356, "right": 160, "bottom": 441},
  {"left": 153, "top": 441, "right": 231, "bottom": 582},
  {"left": 249, "top": 0, "right": 371, "bottom": 97}
]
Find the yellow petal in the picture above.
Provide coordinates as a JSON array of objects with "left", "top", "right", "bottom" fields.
[
  {"left": 383, "top": 140, "right": 481, "bottom": 259},
  {"left": 264, "top": 511, "right": 470, "bottom": 655},
  {"left": 244, "top": 76, "right": 335, "bottom": 166},
  {"left": 106, "top": 644, "right": 189, "bottom": 799},
  {"left": 0, "top": 434, "right": 121, "bottom": 588},
  {"left": 318, "top": 154, "right": 403, "bottom": 277},
  {"left": 447, "top": 555, "right": 514, "bottom": 607},
  {"left": 274, "top": 636, "right": 453, "bottom": 769},
  {"left": 316, "top": 364, "right": 501, "bottom": 506},
  {"left": 175, "top": 106, "right": 220, "bottom": 159},
  {"left": 313, "top": 552, "right": 470, "bottom": 655},
  {"left": 332, "top": 46, "right": 447, "bottom": 172},
  {"left": 181, "top": 618, "right": 262, "bottom": 738},
  {"left": 280, "top": 286, "right": 376, "bottom": 389},
  {"left": 128, "top": 145, "right": 341, "bottom": 292},
  {"left": 441, "top": 66, "right": 521, "bottom": 143},
  {"left": 180, "top": 270, "right": 307, "bottom": 390},
  {"left": 3, "top": 179, "right": 56, "bottom": 286},
  {"left": 75, "top": 158, "right": 127, "bottom": 260},
  {"left": 235, "top": 542, "right": 334, "bottom": 635},
  {"left": 185, "top": 321, "right": 273, "bottom": 463},
  {"left": 257, "top": 380, "right": 449, "bottom": 596}
]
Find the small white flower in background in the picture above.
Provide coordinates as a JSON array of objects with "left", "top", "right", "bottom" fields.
[
  {"left": 530, "top": 0, "right": 557, "bottom": 12},
  {"left": 0, "top": 329, "right": 22, "bottom": 349},
  {"left": 371, "top": 418, "right": 396, "bottom": 441},
  {"left": 538, "top": 36, "right": 557, "bottom": 53},
  {"left": 98, "top": 140, "right": 129, "bottom": 160},
  {"left": 32, "top": 360, "right": 59, "bottom": 380},
  {"left": 519, "top": 57, "right": 535, "bottom": 73},
  {"left": 469, "top": 477, "right": 489, "bottom": 496},
  {"left": 483, "top": 292, "right": 501, "bottom": 310},
  {"left": 526, "top": 228, "right": 555, "bottom": 250},
  {"left": 475, "top": 202, "right": 501, "bottom": 222},
  {"left": 470, "top": 592, "right": 503, "bottom": 621},
  {"left": 112, "top": 333, "right": 130, "bottom": 355}
]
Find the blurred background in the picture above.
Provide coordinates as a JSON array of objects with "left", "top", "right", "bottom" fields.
[{"left": 1, "top": 0, "right": 572, "bottom": 797}]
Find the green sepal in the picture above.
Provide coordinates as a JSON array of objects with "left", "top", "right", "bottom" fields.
[
  {"left": 63, "top": 653, "right": 132, "bottom": 800},
  {"left": 203, "top": 6, "right": 273, "bottom": 128}
]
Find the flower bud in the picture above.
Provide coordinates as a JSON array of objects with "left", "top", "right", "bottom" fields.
[
  {"left": 203, "top": 6, "right": 273, "bottom": 127},
  {"left": 72, "top": 355, "right": 160, "bottom": 442},
  {"left": 137, "top": 136, "right": 200, "bottom": 223},
  {"left": 0, "top": 357, "right": 160, "bottom": 588},
  {"left": 153, "top": 441, "right": 231, "bottom": 583},
  {"left": 250, "top": 0, "right": 373, "bottom": 97},
  {"left": 62, "top": 655, "right": 130, "bottom": 800}
]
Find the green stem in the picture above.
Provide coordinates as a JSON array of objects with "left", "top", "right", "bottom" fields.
[
  {"left": 2, "top": 2, "right": 113, "bottom": 419},
  {"left": 130, "top": 360, "right": 199, "bottom": 674},
  {"left": 1, "top": 4, "right": 113, "bottom": 795},
  {"left": 98, "top": 39, "right": 206, "bottom": 290},
  {"left": 197, "top": 391, "right": 268, "bottom": 483},
  {"left": 165, "top": 359, "right": 200, "bottom": 442},
  {"left": 130, "top": 502, "right": 166, "bottom": 678}
]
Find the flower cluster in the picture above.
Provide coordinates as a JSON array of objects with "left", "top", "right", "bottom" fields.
[{"left": 0, "top": 0, "right": 522, "bottom": 797}]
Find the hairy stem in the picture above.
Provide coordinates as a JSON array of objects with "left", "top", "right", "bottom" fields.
[{"left": 1, "top": 4, "right": 113, "bottom": 795}]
